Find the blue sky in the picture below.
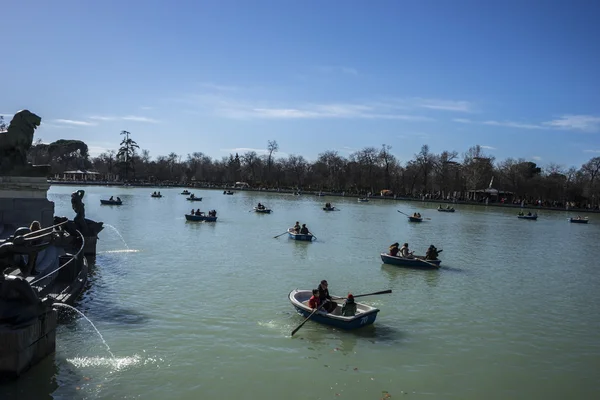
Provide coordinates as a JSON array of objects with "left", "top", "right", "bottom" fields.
[{"left": 2, "top": 0, "right": 599, "bottom": 168}]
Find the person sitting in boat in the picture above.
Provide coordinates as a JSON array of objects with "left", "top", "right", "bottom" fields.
[
  {"left": 293, "top": 221, "right": 301, "bottom": 233},
  {"left": 417, "top": 213, "right": 421, "bottom": 218},
  {"left": 308, "top": 289, "right": 321, "bottom": 310},
  {"left": 341, "top": 294, "right": 357, "bottom": 317},
  {"left": 425, "top": 245, "right": 442, "bottom": 260},
  {"left": 109, "top": 196, "right": 114, "bottom": 201},
  {"left": 389, "top": 242, "right": 400, "bottom": 257},
  {"left": 446, "top": 205, "right": 451, "bottom": 210},
  {"left": 209, "top": 210, "right": 217, "bottom": 217},
  {"left": 190, "top": 209, "right": 195, "bottom": 215},
  {"left": 257, "top": 202, "right": 264, "bottom": 210},
  {"left": 116, "top": 197, "right": 121, "bottom": 202},
  {"left": 300, "top": 224, "right": 310, "bottom": 235},
  {"left": 527, "top": 211, "right": 532, "bottom": 216},
  {"left": 318, "top": 280, "right": 337, "bottom": 313},
  {"left": 400, "top": 243, "right": 413, "bottom": 258}
]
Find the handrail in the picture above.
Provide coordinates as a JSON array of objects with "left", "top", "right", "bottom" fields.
[
  {"left": 30, "top": 229, "right": 85, "bottom": 286},
  {"left": 20, "top": 220, "right": 68, "bottom": 239}
]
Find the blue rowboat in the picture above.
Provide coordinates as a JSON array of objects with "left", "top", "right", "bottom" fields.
[
  {"left": 569, "top": 217, "right": 589, "bottom": 224},
  {"left": 517, "top": 214, "right": 537, "bottom": 220},
  {"left": 186, "top": 197, "right": 202, "bottom": 201},
  {"left": 380, "top": 253, "right": 441, "bottom": 269},
  {"left": 437, "top": 208, "right": 455, "bottom": 212},
  {"left": 185, "top": 214, "right": 217, "bottom": 222},
  {"left": 288, "top": 289, "right": 379, "bottom": 331},
  {"left": 100, "top": 199, "right": 122, "bottom": 205},
  {"left": 254, "top": 207, "right": 272, "bottom": 214},
  {"left": 287, "top": 228, "right": 313, "bottom": 241},
  {"left": 323, "top": 207, "right": 336, "bottom": 211},
  {"left": 358, "top": 198, "right": 369, "bottom": 203},
  {"left": 408, "top": 216, "right": 423, "bottom": 222}
]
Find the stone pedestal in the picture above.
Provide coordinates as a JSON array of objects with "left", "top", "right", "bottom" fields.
[
  {"left": 0, "top": 308, "right": 57, "bottom": 380},
  {"left": 0, "top": 176, "right": 54, "bottom": 229}
]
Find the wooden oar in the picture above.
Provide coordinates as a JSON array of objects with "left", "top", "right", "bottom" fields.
[
  {"left": 274, "top": 230, "right": 290, "bottom": 238},
  {"left": 291, "top": 301, "right": 328, "bottom": 336},
  {"left": 414, "top": 257, "right": 441, "bottom": 268},
  {"left": 310, "top": 233, "right": 317, "bottom": 240},
  {"left": 331, "top": 289, "right": 392, "bottom": 300},
  {"left": 397, "top": 210, "right": 430, "bottom": 220}
]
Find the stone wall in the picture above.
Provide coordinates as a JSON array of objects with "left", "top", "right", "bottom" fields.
[{"left": 0, "top": 177, "right": 55, "bottom": 229}]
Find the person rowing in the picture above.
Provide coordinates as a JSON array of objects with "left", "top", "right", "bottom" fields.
[{"left": 400, "top": 243, "right": 413, "bottom": 258}]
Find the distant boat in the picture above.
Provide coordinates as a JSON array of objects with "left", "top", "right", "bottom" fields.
[
  {"left": 287, "top": 228, "right": 314, "bottom": 241},
  {"left": 254, "top": 207, "right": 272, "bottom": 214},
  {"left": 100, "top": 199, "right": 122, "bottom": 205},
  {"left": 408, "top": 216, "right": 423, "bottom": 222},
  {"left": 151, "top": 194, "right": 162, "bottom": 198},
  {"left": 437, "top": 207, "right": 455, "bottom": 212},
  {"left": 185, "top": 214, "right": 217, "bottom": 222},
  {"left": 358, "top": 198, "right": 369, "bottom": 203},
  {"left": 223, "top": 191, "right": 234, "bottom": 195},
  {"left": 517, "top": 214, "right": 537, "bottom": 220},
  {"left": 186, "top": 196, "right": 202, "bottom": 201},
  {"left": 569, "top": 217, "right": 589, "bottom": 224},
  {"left": 316, "top": 192, "right": 325, "bottom": 196},
  {"left": 181, "top": 190, "right": 191, "bottom": 195},
  {"left": 288, "top": 289, "right": 380, "bottom": 330},
  {"left": 380, "top": 253, "right": 441, "bottom": 269}
]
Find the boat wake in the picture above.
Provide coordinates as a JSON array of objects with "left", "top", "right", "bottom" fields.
[
  {"left": 66, "top": 354, "right": 163, "bottom": 371},
  {"left": 99, "top": 249, "right": 140, "bottom": 254}
]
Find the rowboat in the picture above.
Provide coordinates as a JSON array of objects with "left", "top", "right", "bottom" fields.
[
  {"left": 223, "top": 191, "right": 234, "bottom": 195},
  {"left": 288, "top": 289, "right": 380, "bottom": 330},
  {"left": 186, "top": 197, "right": 202, "bottom": 201},
  {"left": 151, "top": 194, "right": 162, "bottom": 198},
  {"left": 380, "top": 253, "right": 441, "bottom": 269},
  {"left": 181, "top": 191, "right": 191, "bottom": 195},
  {"left": 323, "top": 207, "right": 336, "bottom": 211},
  {"left": 254, "top": 207, "right": 272, "bottom": 213},
  {"left": 185, "top": 214, "right": 217, "bottom": 222},
  {"left": 100, "top": 199, "right": 122, "bottom": 205},
  {"left": 358, "top": 198, "right": 369, "bottom": 202},
  {"left": 287, "top": 228, "right": 314, "bottom": 241},
  {"left": 569, "top": 217, "right": 589, "bottom": 224},
  {"left": 517, "top": 214, "right": 537, "bottom": 220},
  {"left": 408, "top": 216, "right": 423, "bottom": 222},
  {"left": 437, "top": 208, "right": 455, "bottom": 212}
]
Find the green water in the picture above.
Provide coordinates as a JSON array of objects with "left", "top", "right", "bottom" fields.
[{"left": 3, "top": 186, "right": 600, "bottom": 400}]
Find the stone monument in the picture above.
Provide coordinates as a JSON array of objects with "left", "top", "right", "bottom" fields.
[
  {"left": 53, "top": 189, "right": 103, "bottom": 255},
  {"left": 0, "top": 110, "right": 54, "bottom": 232}
]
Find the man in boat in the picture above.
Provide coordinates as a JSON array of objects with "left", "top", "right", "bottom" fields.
[
  {"left": 117, "top": 197, "right": 121, "bottom": 202},
  {"left": 389, "top": 242, "right": 400, "bottom": 257},
  {"left": 341, "top": 294, "right": 357, "bottom": 316},
  {"left": 400, "top": 243, "right": 413, "bottom": 258},
  {"left": 425, "top": 245, "right": 442, "bottom": 260},
  {"left": 318, "top": 280, "right": 337, "bottom": 313},
  {"left": 300, "top": 224, "right": 310, "bottom": 235},
  {"left": 195, "top": 209, "right": 204, "bottom": 216},
  {"left": 293, "top": 221, "right": 301, "bottom": 233},
  {"left": 109, "top": 196, "right": 114, "bottom": 201},
  {"left": 527, "top": 211, "right": 532, "bottom": 216},
  {"left": 190, "top": 209, "right": 195, "bottom": 215}
]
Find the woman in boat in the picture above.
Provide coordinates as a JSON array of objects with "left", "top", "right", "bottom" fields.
[
  {"left": 300, "top": 224, "right": 310, "bottom": 235},
  {"left": 109, "top": 196, "right": 114, "bottom": 201},
  {"left": 400, "top": 243, "right": 413, "bottom": 258},
  {"left": 117, "top": 197, "right": 121, "bottom": 202},
  {"left": 308, "top": 289, "right": 321, "bottom": 309},
  {"left": 389, "top": 242, "right": 400, "bottom": 257},
  {"left": 293, "top": 221, "right": 301, "bottom": 233},
  {"left": 341, "top": 294, "right": 357, "bottom": 317},
  {"left": 318, "top": 280, "right": 337, "bottom": 313},
  {"left": 190, "top": 209, "right": 195, "bottom": 215}
]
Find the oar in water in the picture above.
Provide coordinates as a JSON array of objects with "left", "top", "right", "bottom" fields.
[
  {"left": 291, "top": 301, "right": 328, "bottom": 336},
  {"left": 414, "top": 257, "right": 441, "bottom": 268},
  {"left": 331, "top": 289, "right": 392, "bottom": 300},
  {"left": 397, "top": 210, "right": 430, "bottom": 220},
  {"left": 273, "top": 231, "right": 290, "bottom": 239}
]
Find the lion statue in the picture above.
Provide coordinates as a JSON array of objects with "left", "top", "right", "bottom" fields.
[{"left": 0, "top": 110, "right": 42, "bottom": 173}]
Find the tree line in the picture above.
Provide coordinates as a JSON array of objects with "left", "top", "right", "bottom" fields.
[{"left": 23, "top": 129, "right": 600, "bottom": 209}]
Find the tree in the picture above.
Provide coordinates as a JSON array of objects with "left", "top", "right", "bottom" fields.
[
  {"left": 0, "top": 115, "right": 7, "bottom": 131},
  {"left": 47, "top": 139, "right": 90, "bottom": 172},
  {"left": 266, "top": 140, "right": 279, "bottom": 184},
  {"left": 117, "top": 131, "right": 139, "bottom": 180}
]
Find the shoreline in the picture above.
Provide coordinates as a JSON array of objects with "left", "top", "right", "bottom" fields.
[{"left": 47, "top": 180, "right": 600, "bottom": 214}]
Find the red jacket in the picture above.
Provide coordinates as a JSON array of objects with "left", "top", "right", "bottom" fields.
[{"left": 308, "top": 295, "right": 321, "bottom": 309}]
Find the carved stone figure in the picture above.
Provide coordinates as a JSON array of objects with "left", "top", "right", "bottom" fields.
[
  {"left": 67, "top": 190, "right": 104, "bottom": 238},
  {"left": 0, "top": 110, "right": 42, "bottom": 174}
]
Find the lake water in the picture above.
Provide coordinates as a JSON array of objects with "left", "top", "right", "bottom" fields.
[{"left": 3, "top": 186, "right": 600, "bottom": 400}]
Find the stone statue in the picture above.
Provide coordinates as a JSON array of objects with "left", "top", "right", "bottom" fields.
[
  {"left": 68, "top": 190, "right": 104, "bottom": 238},
  {"left": 0, "top": 110, "right": 44, "bottom": 175}
]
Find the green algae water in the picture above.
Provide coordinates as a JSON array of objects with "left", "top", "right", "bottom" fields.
[{"left": 2, "top": 186, "right": 599, "bottom": 400}]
